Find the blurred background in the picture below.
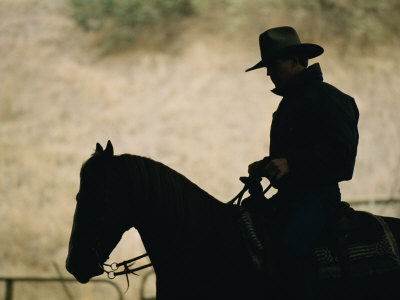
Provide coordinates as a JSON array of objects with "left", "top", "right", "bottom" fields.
[{"left": 1, "top": 0, "right": 400, "bottom": 299}]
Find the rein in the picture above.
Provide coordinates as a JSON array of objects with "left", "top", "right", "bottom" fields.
[
  {"left": 99, "top": 176, "right": 272, "bottom": 287},
  {"left": 102, "top": 253, "right": 152, "bottom": 280},
  {"left": 94, "top": 248, "right": 152, "bottom": 291},
  {"left": 228, "top": 176, "right": 272, "bottom": 205}
]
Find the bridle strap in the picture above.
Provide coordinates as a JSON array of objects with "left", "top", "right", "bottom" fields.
[
  {"left": 103, "top": 253, "right": 152, "bottom": 278},
  {"left": 102, "top": 253, "right": 152, "bottom": 291}
]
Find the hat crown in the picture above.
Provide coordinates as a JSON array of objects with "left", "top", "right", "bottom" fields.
[{"left": 259, "top": 26, "right": 301, "bottom": 61}]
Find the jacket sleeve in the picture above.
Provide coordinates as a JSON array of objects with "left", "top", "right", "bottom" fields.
[{"left": 285, "top": 94, "right": 359, "bottom": 183}]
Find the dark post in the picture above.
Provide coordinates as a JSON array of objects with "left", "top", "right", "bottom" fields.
[{"left": 5, "top": 279, "right": 13, "bottom": 300}]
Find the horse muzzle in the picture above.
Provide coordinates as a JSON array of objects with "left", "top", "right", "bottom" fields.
[{"left": 66, "top": 247, "right": 104, "bottom": 284}]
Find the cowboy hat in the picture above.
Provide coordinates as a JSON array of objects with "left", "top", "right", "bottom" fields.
[{"left": 245, "top": 26, "right": 324, "bottom": 72}]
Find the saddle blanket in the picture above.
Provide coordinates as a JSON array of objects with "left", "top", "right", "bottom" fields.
[
  {"left": 238, "top": 203, "right": 400, "bottom": 280},
  {"left": 313, "top": 207, "right": 400, "bottom": 280}
]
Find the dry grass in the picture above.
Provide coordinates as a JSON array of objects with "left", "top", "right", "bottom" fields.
[{"left": 1, "top": 0, "right": 400, "bottom": 299}]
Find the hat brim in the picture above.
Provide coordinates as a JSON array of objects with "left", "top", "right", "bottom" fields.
[
  {"left": 245, "top": 61, "right": 265, "bottom": 72},
  {"left": 245, "top": 43, "right": 324, "bottom": 72}
]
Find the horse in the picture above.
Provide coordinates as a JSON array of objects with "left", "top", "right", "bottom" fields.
[{"left": 66, "top": 141, "right": 400, "bottom": 299}]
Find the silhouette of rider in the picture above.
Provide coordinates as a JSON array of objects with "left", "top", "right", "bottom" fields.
[{"left": 245, "top": 26, "right": 359, "bottom": 299}]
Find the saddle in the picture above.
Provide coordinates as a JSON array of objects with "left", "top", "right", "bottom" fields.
[
  {"left": 238, "top": 200, "right": 400, "bottom": 281},
  {"left": 312, "top": 203, "right": 400, "bottom": 280}
]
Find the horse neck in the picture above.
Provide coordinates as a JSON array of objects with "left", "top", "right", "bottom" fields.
[{"left": 123, "top": 155, "right": 222, "bottom": 269}]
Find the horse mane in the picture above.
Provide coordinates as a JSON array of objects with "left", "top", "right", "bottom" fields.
[
  {"left": 116, "top": 154, "right": 221, "bottom": 215},
  {"left": 80, "top": 151, "right": 223, "bottom": 229}
]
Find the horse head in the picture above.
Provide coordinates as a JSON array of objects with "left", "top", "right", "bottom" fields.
[{"left": 66, "top": 141, "right": 132, "bottom": 283}]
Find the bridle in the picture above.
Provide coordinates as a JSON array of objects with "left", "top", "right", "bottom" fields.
[
  {"left": 91, "top": 236, "right": 152, "bottom": 290},
  {"left": 92, "top": 176, "right": 271, "bottom": 289},
  {"left": 101, "top": 253, "right": 152, "bottom": 290},
  {"left": 88, "top": 208, "right": 153, "bottom": 290}
]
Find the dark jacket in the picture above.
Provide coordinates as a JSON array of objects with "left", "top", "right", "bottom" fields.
[{"left": 269, "top": 63, "right": 359, "bottom": 191}]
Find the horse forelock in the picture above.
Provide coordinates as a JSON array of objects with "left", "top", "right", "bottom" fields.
[
  {"left": 80, "top": 152, "right": 109, "bottom": 183},
  {"left": 77, "top": 150, "right": 124, "bottom": 206}
]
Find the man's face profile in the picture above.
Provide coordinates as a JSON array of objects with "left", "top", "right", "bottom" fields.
[{"left": 266, "top": 57, "right": 303, "bottom": 89}]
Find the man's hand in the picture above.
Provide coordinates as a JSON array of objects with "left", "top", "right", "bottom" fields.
[
  {"left": 248, "top": 160, "right": 266, "bottom": 178},
  {"left": 265, "top": 158, "right": 289, "bottom": 181},
  {"left": 248, "top": 157, "right": 289, "bottom": 186}
]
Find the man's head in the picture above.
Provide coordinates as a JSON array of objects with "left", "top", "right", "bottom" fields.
[
  {"left": 266, "top": 54, "right": 308, "bottom": 89},
  {"left": 246, "top": 26, "right": 323, "bottom": 88}
]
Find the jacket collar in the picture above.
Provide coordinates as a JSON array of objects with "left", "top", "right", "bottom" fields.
[{"left": 272, "top": 63, "right": 323, "bottom": 96}]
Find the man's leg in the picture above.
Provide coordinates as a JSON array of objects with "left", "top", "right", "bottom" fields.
[{"left": 278, "top": 185, "right": 341, "bottom": 299}]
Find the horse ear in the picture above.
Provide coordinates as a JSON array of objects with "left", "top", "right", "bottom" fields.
[
  {"left": 104, "top": 140, "right": 114, "bottom": 156},
  {"left": 96, "top": 143, "right": 104, "bottom": 153}
]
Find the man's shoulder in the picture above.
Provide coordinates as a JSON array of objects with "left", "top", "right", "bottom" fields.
[
  {"left": 304, "top": 81, "right": 359, "bottom": 120},
  {"left": 302, "top": 80, "right": 356, "bottom": 107},
  {"left": 320, "top": 81, "right": 354, "bottom": 100}
]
